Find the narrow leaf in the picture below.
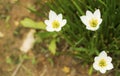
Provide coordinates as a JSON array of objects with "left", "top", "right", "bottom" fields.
[{"left": 88, "top": 66, "right": 93, "bottom": 76}]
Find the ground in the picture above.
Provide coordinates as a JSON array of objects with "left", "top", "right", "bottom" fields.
[{"left": 0, "top": 0, "right": 112, "bottom": 76}]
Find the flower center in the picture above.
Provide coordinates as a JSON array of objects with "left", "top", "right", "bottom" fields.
[
  {"left": 89, "top": 18, "right": 98, "bottom": 27},
  {"left": 52, "top": 20, "right": 60, "bottom": 29},
  {"left": 99, "top": 59, "right": 107, "bottom": 68}
]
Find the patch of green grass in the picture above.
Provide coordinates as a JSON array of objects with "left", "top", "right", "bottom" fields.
[{"left": 43, "top": 0, "right": 120, "bottom": 75}]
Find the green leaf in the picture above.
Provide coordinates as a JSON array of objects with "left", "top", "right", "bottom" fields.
[
  {"left": 31, "top": 57, "right": 37, "bottom": 64},
  {"left": 37, "top": 32, "right": 56, "bottom": 39},
  {"left": 23, "top": 54, "right": 30, "bottom": 60},
  {"left": 6, "top": 57, "right": 12, "bottom": 64},
  {"left": 47, "top": 58, "right": 54, "bottom": 66},
  {"left": 20, "top": 18, "right": 46, "bottom": 29},
  {"left": 48, "top": 39, "right": 57, "bottom": 55},
  {"left": 88, "top": 66, "right": 93, "bottom": 76}
]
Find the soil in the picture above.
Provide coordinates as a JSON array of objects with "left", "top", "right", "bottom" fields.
[{"left": 0, "top": 0, "right": 113, "bottom": 76}]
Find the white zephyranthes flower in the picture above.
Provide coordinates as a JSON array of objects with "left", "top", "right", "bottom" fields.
[
  {"left": 93, "top": 51, "right": 113, "bottom": 74},
  {"left": 80, "top": 9, "right": 102, "bottom": 31},
  {"left": 44, "top": 10, "right": 67, "bottom": 32}
]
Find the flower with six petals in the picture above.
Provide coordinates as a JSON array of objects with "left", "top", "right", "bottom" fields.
[
  {"left": 44, "top": 10, "right": 67, "bottom": 32},
  {"left": 93, "top": 51, "right": 113, "bottom": 74},
  {"left": 80, "top": 9, "right": 102, "bottom": 31}
]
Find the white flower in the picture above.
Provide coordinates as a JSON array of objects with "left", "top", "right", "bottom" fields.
[
  {"left": 80, "top": 9, "right": 102, "bottom": 31},
  {"left": 93, "top": 51, "right": 113, "bottom": 74},
  {"left": 44, "top": 10, "right": 67, "bottom": 32},
  {"left": 20, "top": 29, "right": 36, "bottom": 53}
]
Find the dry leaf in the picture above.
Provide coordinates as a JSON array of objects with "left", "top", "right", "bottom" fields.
[
  {"left": 0, "top": 32, "right": 4, "bottom": 38},
  {"left": 62, "top": 66, "right": 70, "bottom": 73},
  {"left": 20, "top": 29, "right": 36, "bottom": 53}
]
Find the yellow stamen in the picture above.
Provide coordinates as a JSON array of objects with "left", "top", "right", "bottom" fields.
[
  {"left": 89, "top": 18, "right": 98, "bottom": 27},
  {"left": 99, "top": 59, "right": 107, "bottom": 68},
  {"left": 52, "top": 20, "right": 60, "bottom": 28}
]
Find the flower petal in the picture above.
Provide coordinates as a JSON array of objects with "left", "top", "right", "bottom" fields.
[
  {"left": 106, "top": 63, "right": 114, "bottom": 70},
  {"left": 98, "top": 18, "right": 102, "bottom": 25},
  {"left": 86, "top": 25, "right": 99, "bottom": 31},
  {"left": 46, "top": 26, "right": 54, "bottom": 32},
  {"left": 49, "top": 10, "right": 57, "bottom": 20},
  {"left": 61, "top": 19, "right": 67, "bottom": 27},
  {"left": 93, "top": 62, "right": 100, "bottom": 70},
  {"left": 99, "top": 51, "right": 107, "bottom": 57},
  {"left": 107, "top": 56, "right": 112, "bottom": 62},
  {"left": 86, "top": 10, "right": 93, "bottom": 18},
  {"left": 44, "top": 20, "right": 50, "bottom": 26},
  {"left": 58, "top": 14, "right": 63, "bottom": 20},
  {"left": 99, "top": 69, "right": 106, "bottom": 74},
  {"left": 94, "top": 9, "right": 101, "bottom": 19},
  {"left": 80, "top": 16, "right": 89, "bottom": 26},
  {"left": 94, "top": 56, "right": 99, "bottom": 61},
  {"left": 55, "top": 27, "right": 62, "bottom": 32}
]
